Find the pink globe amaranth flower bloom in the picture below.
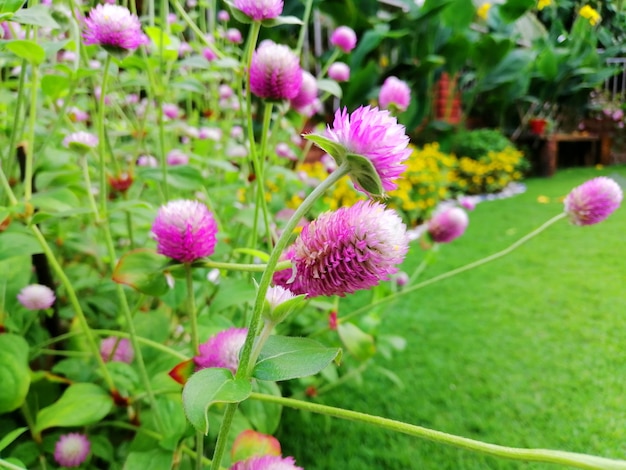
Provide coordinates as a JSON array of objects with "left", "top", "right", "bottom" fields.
[
  {"left": 82, "top": 4, "right": 148, "bottom": 53},
  {"left": 274, "top": 201, "right": 409, "bottom": 298},
  {"left": 330, "top": 26, "right": 357, "bottom": 53},
  {"left": 54, "top": 433, "right": 91, "bottom": 468},
  {"left": 151, "top": 199, "right": 218, "bottom": 263},
  {"left": 17, "top": 284, "right": 55, "bottom": 310},
  {"left": 325, "top": 105, "right": 411, "bottom": 193},
  {"left": 62, "top": 131, "right": 99, "bottom": 154},
  {"left": 233, "top": 0, "right": 284, "bottom": 21},
  {"left": 328, "top": 62, "right": 350, "bottom": 82},
  {"left": 231, "top": 455, "right": 303, "bottom": 470},
  {"left": 100, "top": 337, "right": 134, "bottom": 363},
  {"left": 167, "top": 149, "right": 189, "bottom": 166},
  {"left": 290, "top": 71, "right": 317, "bottom": 112},
  {"left": 194, "top": 328, "right": 248, "bottom": 373},
  {"left": 564, "top": 177, "right": 623, "bottom": 226},
  {"left": 379, "top": 76, "right": 411, "bottom": 112},
  {"left": 137, "top": 154, "right": 158, "bottom": 167},
  {"left": 427, "top": 207, "right": 469, "bottom": 243},
  {"left": 218, "top": 10, "right": 230, "bottom": 22},
  {"left": 203, "top": 47, "right": 218, "bottom": 61},
  {"left": 68, "top": 107, "right": 89, "bottom": 123},
  {"left": 226, "top": 28, "right": 243, "bottom": 44},
  {"left": 162, "top": 103, "right": 180, "bottom": 119},
  {"left": 219, "top": 84, "right": 234, "bottom": 99},
  {"left": 198, "top": 127, "right": 222, "bottom": 140},
  {"left": 275, "top": 142, "right": 296, "bottom": 161},
  {"left": 250, "top": 41, "right": 303, "bottom": 101}
]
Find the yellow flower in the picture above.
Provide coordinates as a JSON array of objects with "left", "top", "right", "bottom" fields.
[
  {"left": 579, "top": 4, "right": 601, "bottom": 26},
  {"left": 477, "top": 2, "right": 491, "bottom": 20},
  {"left": 537, "top": 0, "right": 551, "bottom": 10}
]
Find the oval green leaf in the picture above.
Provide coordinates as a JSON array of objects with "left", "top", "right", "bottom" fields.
[
  {"left": 112, "top": 249, "right": 170, "bottom": 296},
  {"left": 5, "top": 39, "right": 45, "bottom": 64},
  {"left": 0, "top": 334, "right": 30, "bottom": 414},
  {"left": 337, "top": 322, "right": 376, "bottom": 361}
]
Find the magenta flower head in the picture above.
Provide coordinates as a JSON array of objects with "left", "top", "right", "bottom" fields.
[
  {"left": 379, "top": 76, "right": 411, "bottom": 112},
  {"left": 250, "top": 41, "right": 303, "bottom": 101},
  {"left": 231, "top": 455, "right": 303, "bottom": 470},
  {"left": 328, "top": 62, "right": 350, "bottom": 82},
  {"left": 290, "top": 71, "right": 318, "bottom": 114},
  {"left": 233, "top": 0, "right": 284, "bottom": 21},
  {"left": 62, "top": 131, "right": 99, "bottom": 154},
  {"left": 194, "top": 328, "right": 248, "bottom": 373},
  {"left": 82, "top": 4, "right": 148, "bottom": 54},
  {"left": 151, "top": 199, "right": 218, "bottom": 263},
  {"left": 323, "top": 105, "right": 411, "bottom": 195},
  {"left": 274, "top": 201, "right": 409, "bottom": 298},
  {"left": 167, "top": 149, "right": 189, "bottom": 166},
  {"left": 203, "top": 47, "right": 218, "bottom": 61},
  {"left": 330, "top": 26, "right": 357, "bottom": 53},
  {"left": 17, "top": 284, "right": 55, "bottom": 310},
  {"left": 100, "top": 337, "right": 134, "bottom": 363},
  {"left": 226, "top": 28, "right": 243, "bottom": 44},
  {"left": 564, "top": 177, "right": 623, "bottom": 226},
  {"left": 427, "top": 207, "right": 469, "bottom": 243},
  {"left": 54, "top": 433, "right": 91, "bottom": 468}
]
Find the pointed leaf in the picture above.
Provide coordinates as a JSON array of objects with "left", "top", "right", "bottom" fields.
[
  {"left": 253, "top": 336, "right": 342, "bottom": 382},
  {"left": 0, "top": 335, "right": 30, "bottom": 413},
  {"left": 345, "top": 153, "right": 384, "bottom": 196},
  {"left": 303, "top": 134, "right": 346, "bottom": 165},
  {"left": 41, "top": 74, "right": 71, "bottom": 99},
  {"left": 0, "top": 427, "right": 28, "bottom": 453},
  {"left": 5, "top": 39, "right": 45, "bottom": 64},
  {"left": 182, "top": 368, "right": 252, "bottom": 434},
  {"left": 498, "top": 0, "right": 535, "bottom": 23},
  {"left": 168, "top": 359, "right": 195, "bottom": 385},
  {"left": 124, "top": 449, "right": 174, "bottom": 470},
  {"left": 262, "top": 15, "right": 303, "bottom": 27},
  {"left": 337, "top": 322, "right": 376, "bottom": 361},
  {"left": 12, "top": 5, "right": 59, "bottom": 28},
  {"left": 112, "top": 249, "right": 170, "bottom": 296},
  {"left": 0, "top": 0, "right": 26, "bottom": 15},
  {"left": 35, "top": 383, "right": 113, "bottom": 432},
  {"left": 317, "top": 79, "right": 343, "bottom": 99}
]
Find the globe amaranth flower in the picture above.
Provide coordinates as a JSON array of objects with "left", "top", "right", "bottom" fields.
[
  {"left": 328, "top": 62, "right": 350, "bottom": 82},
  {"left": 54, "top": 433, "right": 91, "bottom": 468},
  {"left": 226, "top": 28, "right": 243, "bottom": 44},
  {"left": 378, "top": 76, "right": 411, "bottom": 112},
  {"left": 82, "top": 4, "right": 148, "bottom": 52},
  {"left": 231, "top": 430, "right": 281, "bottom": 464},
  {"left": 151, "top": 199, "right": 218, "bottom": 263},
  {"left": 62, "top": 131, "right": 99, "bottom": 154},
  {"left": 231, "top": 455, "right": 303, "bottom": 470},
  {"left": 564, "top": 177, "right": 623, "bottom": 226},
  {"left": 325, "top": 105, "right": 411, "bottom": 193},
  {"left": 166, "top": 149, "right": 189, "bottom": 166},
  {"left": 17, "top": 284, "right": 55, "bottom": 310},
  {"left": 427, "top": 207, "right": 469, "bottom": 243},
  {"left": 290, "top": 71, "right": 318, "bottom": 114},
  {"left": 273, "top": 201, "right": 409, "bottom": 298},
  {"left": 250, "top": 41, "right": 303, "bottom": 101},
  {"left": 234, "top": 0, "right": 284, "bottom": 21},
  {"left": 330, "top": 26, "right": 357, "bottom": 53},
  {"left": 194, "top": 328, "right": 248, "bottom": 373},
  {"left": 100, "top": 337, "right": 134, "bottom": 363}
]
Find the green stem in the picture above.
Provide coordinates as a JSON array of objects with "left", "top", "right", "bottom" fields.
[
  {"left": 0, "top": 165, "right": 17, "bottom": 206},
  {"left": 408, "top": 245, "right": 438, "bottom": 284},
  {"left": 94, "top": 329, "right": 187, "bottom": 360},
  {"left": 342, "top": 213, "right": 567, "bottom": 324},
  {"left": 198, "top": 259, "right": 291, "bottom": 273},
  {"left": 257, "top": 101, "right": 275, "bottom": 248},
  {"left": 209, "top": 162, "right": 351, "bottom": 470},
  {"left": 97, "top": 55, "right": 112, "bottom": 215},
  {"left": 0, "top": 458, "right": 29, "bottom": 470},
  {"left": 319, "top": 49, "right": 341, "bottom": 78},
  {"left": 29, "top": 225, "right": 117, "bottom": 393},
  {"left": 249, "top": 392, "right": 626, "bottom": 470},
  {"left": 20, "top": 402, "right": 40, "bottom": 444},
  {"left": 81, "top": 155, "right": 101, "bottom": 222},
  {"left": 248, "top": 319, "right": 275, "bottom": 368},
  {"left": 170, "top": 0, "right": 222, "bottom": 57},
  {"left": 24, "top": 41, "right": 39, "bottom": 202},
  {"left": 295, "top": 0, "right": 314, "bottom": 56}
]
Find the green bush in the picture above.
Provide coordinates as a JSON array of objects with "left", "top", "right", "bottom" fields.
[{"left": 451, "top": 129, "right": 513, "bottom": 160}]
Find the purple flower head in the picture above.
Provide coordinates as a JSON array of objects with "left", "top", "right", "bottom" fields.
[
  {"left": 220, "top": 84, "right": 234, "bottom": 99},
  {"left": 379, "top": 76, "right": 411, "bottom": 112},
  {"left": 82, "top": 4, "right": 148, "bottom": 53},
  {"left": 17, "top": 284, "right": 55, "bottom": 310},
  {"left": 62, "top": 131, "right": 99, "bottom": 154},
  {"left": 203, "top": 47, "right": 218, "bottom": 61},
  {"left": 427, "top": 207, "right": 469, "bottom": 243},
  {"left": 68, "top": 107, "right": 89, "bottom": 123},
  {"left": 250, "top": 41, "right": 303, "bottom": 101},
  {"left": 167, "top": 149, "right": 189, "bottom": 166},
  {"left": 325, "top": 106, "right": 411, "bottom": 193},
  {"left": 564, "top": 177, "right": 623, "bottom": 226},
  {"left": 231, "top": 455, "right": 303, "bottom": 470},
  {"left": 194, "top": 328, "right": 248, "bottom": 373},
  {"left": 137, "top": 154, "right": 159, "bottom": 167},
  {"left": 275, "top": 142, "right": 297, "bottom": 161},
  {"left": 100, "top": 337, "right": 134, "bottom": 363},
  {"left": 54, "top": 433, "right": 91, "bottom": 468},
  {"left": 458, "top": 196, "right": 476, "bottom": 211},
  {"left": 218, "top": 10, "right": 230, "bottom": 22},
  {"left": 226, "top": 28, "right": 243, "bottom": 44},
  {"left": 274, "top": 201, "right": 409, "bottom": 298},
  {"left": 328, "top": 62, "right": 350, "bottom": 82},
  {"left": 163, "top": 103, "right": 180, "bottom": 119},
  {"left": 233, "top": 0, "right": 284, "bottom": 21},
  {"left": 151, "top": 199, "right": 218, "bottom": 263},
  {"left": 330, "top": 26, "right": 357, "bottom": 53},
  {"left": 198, "top": 127, "right": 222, "bottom": 140},
  {"left": 290, "top": 71, "right": 318, "bottom": 113}
]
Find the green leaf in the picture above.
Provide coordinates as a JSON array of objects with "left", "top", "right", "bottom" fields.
[
  {"left": 210, "top": 277, "right": 256, "bottom": 313},
  {"left": 337, "top": 322, "right": 376, "bottom": 361},
  {"left": 265, "top": 293, "right": 307, "bottom": 324},
  {"left": 182, "top": 368, "right": 252, "bottom": 434},
  {"left": 144, "top": 26, "right": 171, "bottom": 48},
  {"left": 317, "top": 78, "right": 343, "bottom": 99},
  {"left": 0, "top": 427, "right": 28, "bottom": 453},
  {"left": 137, "top": 165, "right": 205, "bottom": 190},
  {"left": 124, "top": 449, "right": 174, "bottom": 470},
  {"left": 262, "top": 15, "right": 303, "bottom": 27},
  {"left": 239, "top": 381, "right": 282, "bottom": 434},
  {"left": 112, "top": 249, "right": 170, "bottom": 296},
  {"left": 0, "top": 334, "right": 30, "bottom": 414},
  {"left": 41, "top": 74, "right": 71, "bottom": 99},
  {"left": 498, "top": 0, "right": 535, "bottom": 23},
  {"left": 345, "top": 153, "right": 384, "bottom": 196},
  {"left": 0, "top": 226, "right": 43, "bottom": 260},
  {"left": 304, "top": 134, "right": 346, "bottom": 165},
  {"left": 232, "top": 248, "right": 270, "bottom": 262},
  {"left": 253, "top": 336, "right": 342, "bottom": 382},
  {"left": 12, "top": 5, "right": 59, "bottom": 28},
  {"left": 31, "top": 188, "right": 81, "bottom": 212},
  {"left": 5, "top": 39, "right": 45, "bottom": 64},
  {"left": 0, "top": 0, "right": 26, "bottom": 15},
  {"left": 223, "top": 0, "right": 253, "bottom": 24},
  {"left": 35, "top": 383, "right": 114, "bottom": 432}
]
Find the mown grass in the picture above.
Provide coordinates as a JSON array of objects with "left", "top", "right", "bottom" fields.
[{"left": 278, "top": 165, "right": 626, "bottom": 469}]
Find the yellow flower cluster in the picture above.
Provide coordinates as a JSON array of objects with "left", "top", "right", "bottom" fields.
[
  {"left": 476, "top": 2, "right": 491, "bottom": 20},
  {"left": 579, "top": 4, "right": 601, "bottom": 26},
  {"left": 537, "top": 0, "right": 551, "bottom": 10}
]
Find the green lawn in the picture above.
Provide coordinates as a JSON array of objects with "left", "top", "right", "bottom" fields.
[{"left": 278, "top": 166, "right": 626, "bottom": 469}]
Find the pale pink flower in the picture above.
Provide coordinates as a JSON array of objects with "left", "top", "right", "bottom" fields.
[
  {"left": 194, "top": 328, "right": 248, "bottom": 373},
  {"left": 379, "top": 76, "right": 411, "bottom": 112},
  {"left": 564, "top": 177, "right": 623, "bottom": 225},
  {"left": 233, "top": 0, "right": 283, "bottom": 21},
  {"left": 330, "top": 26, "right": 357, "bottom": 53},
  {"left": 82, "top": 4, "right": 148, "bottom": 52},
  {"left": 17, "top": 284, "right": 55, "bottom": 310},
  {"left": 427, "top": 207, "right": 469, "bottom": 243},
  {"left": 100, "top": 337, "right": 134, "bottom": 363},
  {"left": 54, "top": 433, "right": 90, "bottom": 468},
  {"left": 328, "top": 62, "right": 350, "bottom": 82},
  {"left": 250, "top": 41, "right": 302, "bottom": 101},
  {"left": 231, "top": 455, "right": 302, "bottom": 470}
]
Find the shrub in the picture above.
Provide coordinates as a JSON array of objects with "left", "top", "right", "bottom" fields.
[{"left": 451, "top": 128, "right": 513, "bottom": 160}]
